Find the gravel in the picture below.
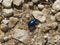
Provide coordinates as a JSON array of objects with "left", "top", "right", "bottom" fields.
[
  {"left": 0, "top": 0, "right": 60, "bottom": 45},
  {"left": 2, "top": 9, "right": 13, "bottom": 17},
  {"left": 2, "top": 0, "right": 13, "bottom": 8},
  {"left": 52, "top": 0, "right": 60, "bottom": 11},
  {"left": 13, "top": 0, "right": 24, "bottom": 6}
]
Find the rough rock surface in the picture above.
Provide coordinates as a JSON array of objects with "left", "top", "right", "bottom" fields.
[
  {"left": 55, "top": 12, "right": 60, "bottom": 22},
  {"left": 12, "top": 29, "right": 29, "bottom": 43},
  {"left": 2, "top": 9, "right": 13, "bottom": 17},
  {"left": 0, "top": 0, "right": 60, "bottom": 45},
  {"left": 8, "top": 17, "right": 19, "bottom": 28},
  {"left": 13, "top": 0, "right": 24, "bottom": 6},
  {"left": 52, "top": 0, "right": 60, "bottom": 11},
  {"left": 2, "top": 0, "right": 13, "bottom": 8}
]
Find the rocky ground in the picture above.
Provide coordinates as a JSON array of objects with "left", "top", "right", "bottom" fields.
[{"left": 0, "top": 0, "right": 60, "bottom": 45}]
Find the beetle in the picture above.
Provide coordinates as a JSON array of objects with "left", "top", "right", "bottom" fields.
[{"left": 28, "top": 18, "right": 36, "bottom": 26}]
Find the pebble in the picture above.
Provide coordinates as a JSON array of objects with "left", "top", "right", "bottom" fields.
[
  {"left": 1, "top": 18, "right": 9, "bottom": 24},
  {"left": 2, "top": 0, "right": 13, "bottom": 8},
  {"left": 0, "top": 42, "right": 2, "bottom": 45},
  {"left": 32, "top": 10, "right": 46, "bottom": 22},
  {"left": 0, "top": 30, "right": 4, "bottom": 39},
  {"left": 0, "top": 0, "right": 2, "bottom": 3},
  {"left": 28, "top": 2, "right": 33, "bottom": 7},
  {"left": 47, "top": 22, "right": 58, "bottom": 29},
  {"left": 3, "top": 35, "right": 12, "bottom": 41},
  {"left": 38, "top": 4, "right": 44, "bottom": 9},
  {"left": 13, "top": 0, "right": 24, "bottom": 6},
  {"left": 8, "top": 17, "right": 19, "bottom": 28},
  {"left": 12, "top": 29, "right": 29, "bottom": 43},
  {"left": 37, "top": 24, "right": 41, "bottom": 28},
  {"left": 44, "top": 33, "right": 49, "bottom": 38},
  {"left": 1, "top": 24, "right": 8, "bottom": 32},
  {"left": 51, "top": 9, "right": 57, "bottom": 14},
  {"left": 52, "top": 0, "right": 60, "bottom": 11},
  {"left": 32, "top": 10, "right": 43, "bottom": 16},
  {"left": 2, "top": 39, "right": 17, "bottom": 45},
  {"left": 2, "top": 9, "right": 13, "bottom": 17},
  {"left": 32, "top": 0, "right": 39, "bottom": 3},
  {"left": 55, "top": 12, "right": 60, "bottom": 22},
  {"left": 39, "top": 16, "right": 46, "bottom": 23},
  {"left": 50, "top": 15, "right": 55, "bottom": 21}
]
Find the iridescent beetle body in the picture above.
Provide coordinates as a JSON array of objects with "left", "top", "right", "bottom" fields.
[{"left": 28, "top": 18, "right": 36, "bottom": 26}]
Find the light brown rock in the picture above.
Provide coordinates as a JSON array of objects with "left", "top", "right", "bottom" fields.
[
  {"left": 13, "top": 0, "right": 24, "bottom": 6},
  {"left": 8, "top": 17, "right": 19, "bottom": 28},
  {"left": 12, "top": 29, "right": 30, "bottom": 43},
  {"left": 55, "top": 12, "right": 60, "bottom": 22},
  {"left": 0, "top": 30, "right": 4, "bottom": 39},
  {"left": 1, "top": 24, "right": 8, "bottom": 32},
  {"left": 2, "top": 0, "right": 13, "bottom": 8},
  {"left": 2, "top": 9, "right": 13, "bottom": 17}
]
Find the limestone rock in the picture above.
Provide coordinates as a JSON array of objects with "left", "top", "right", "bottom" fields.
[
  {"left": 32, "top": 0, "right": 39, "bottom": 3},
  {"left": 12, "top": 29, "right": 29, "bottom": 43},
  {"left": 13, "top": 0, "right": 24, "bottom": 6},
  {"left": 0, "top": 0, "right": 2, "bottom": 3},
  {"left": 2, "top": 9, "right": 13, "bottom": 17},
  {"left": 52, "top": 0, "right": 60, "bottom": 11},
  {"left": 50, "top": 15, "right": 55, "bottom": 21},
  {"left": 2, "top": 0, "right": 13, "bottom": 8},
  {"left": 2, "top": 39, "right": 17, "bottom": 45},
  {"left": 8, "top": 17, "right": 19, "bottom": 28},
  {"left": 32, "top": 10, "right": 46, "bottom": 22},
  {"left": 1, "top": 24, "right": 8, "bottom": 32},
  {"left": 38, "top": 4, "right": 44, "bottom": 9},
  {"left": 55, "top": 12, "right": 60, "bottom": 22}
]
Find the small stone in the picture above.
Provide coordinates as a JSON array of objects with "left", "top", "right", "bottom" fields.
[
  {"left": 32, "top": 0, "right": 39, "bottom": 3},
  {"left": 23, "top": 3, "right": 29, "bottom": 10},
  {"left": 13, "top": 0, "right": 24, "bottom": 6},
  {"left": 51, "top": 15, "right": 55, "bottom": 21},
  {"left": 39, "top": 16, "right": 46, "bottom": 22},
  {"left": 46, "top": 0, "right": 49, "bottom": 2},
  {"left": 1, "top": 18, "right": 9, "bottom": 24},
  {"left": 42, "top": 8, "right": 51, "bottom": 15},
  {"left": 2, "top": 9, "right": 13, "bottom": 17},
  {"left": 47, "top": 22, "right": 58, "bottom": 29},
  {"left": 0, "top": 30, "right": 4, "bottom": 39},
  {"left": 1, "top": 24, "right": 8, "bottom": 32},
  {"left": 32, "top": 10, "right": 46, "bottom": 22},
  {"left": 38, "top": 4, "right": 44, "bottom": 9},
  {"left": 8, "top": 17, "right": 19, "bottom": 28},
  {"left": 32, "top": 10, "right": 43, "bottom": 17},
  {"left": 2, "top": 0, "right": 13, "bottom": 8},
  {"left": 44, "top": 33, "right": 49, "bottom": 38},
  {"left": 37, "top": 23, "right": 42, "bottom": 28},
  {"left": 2, "top": 39, "right": 17, "bottom": 45},
  {"left": 52, "top": 0, "right": 60, "bottom": 11},
  {"left": 51, "top": 9, "right": 57, "bottom": 14},
  {"left": 28, "top": 2, "right": 33, "bottom": 7},
  {"left": 12, "top": 29, "right": 29, "bottom": 43},
  {"left": 3, "top": 35, "right": 12, "bottom": 41},
  {"left": 55, "top": 12, "right": 60, "bottom": 22},
  {"left": 0, "top": 0, "right": 2, "bottom": 3},
  {"left": 0, "top": 42, "right": 2, "bottom": 45}
]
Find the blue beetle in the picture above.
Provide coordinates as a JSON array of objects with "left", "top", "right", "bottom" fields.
[{"left": 28, "top": 18, "right": 36, "bottom": 26}]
